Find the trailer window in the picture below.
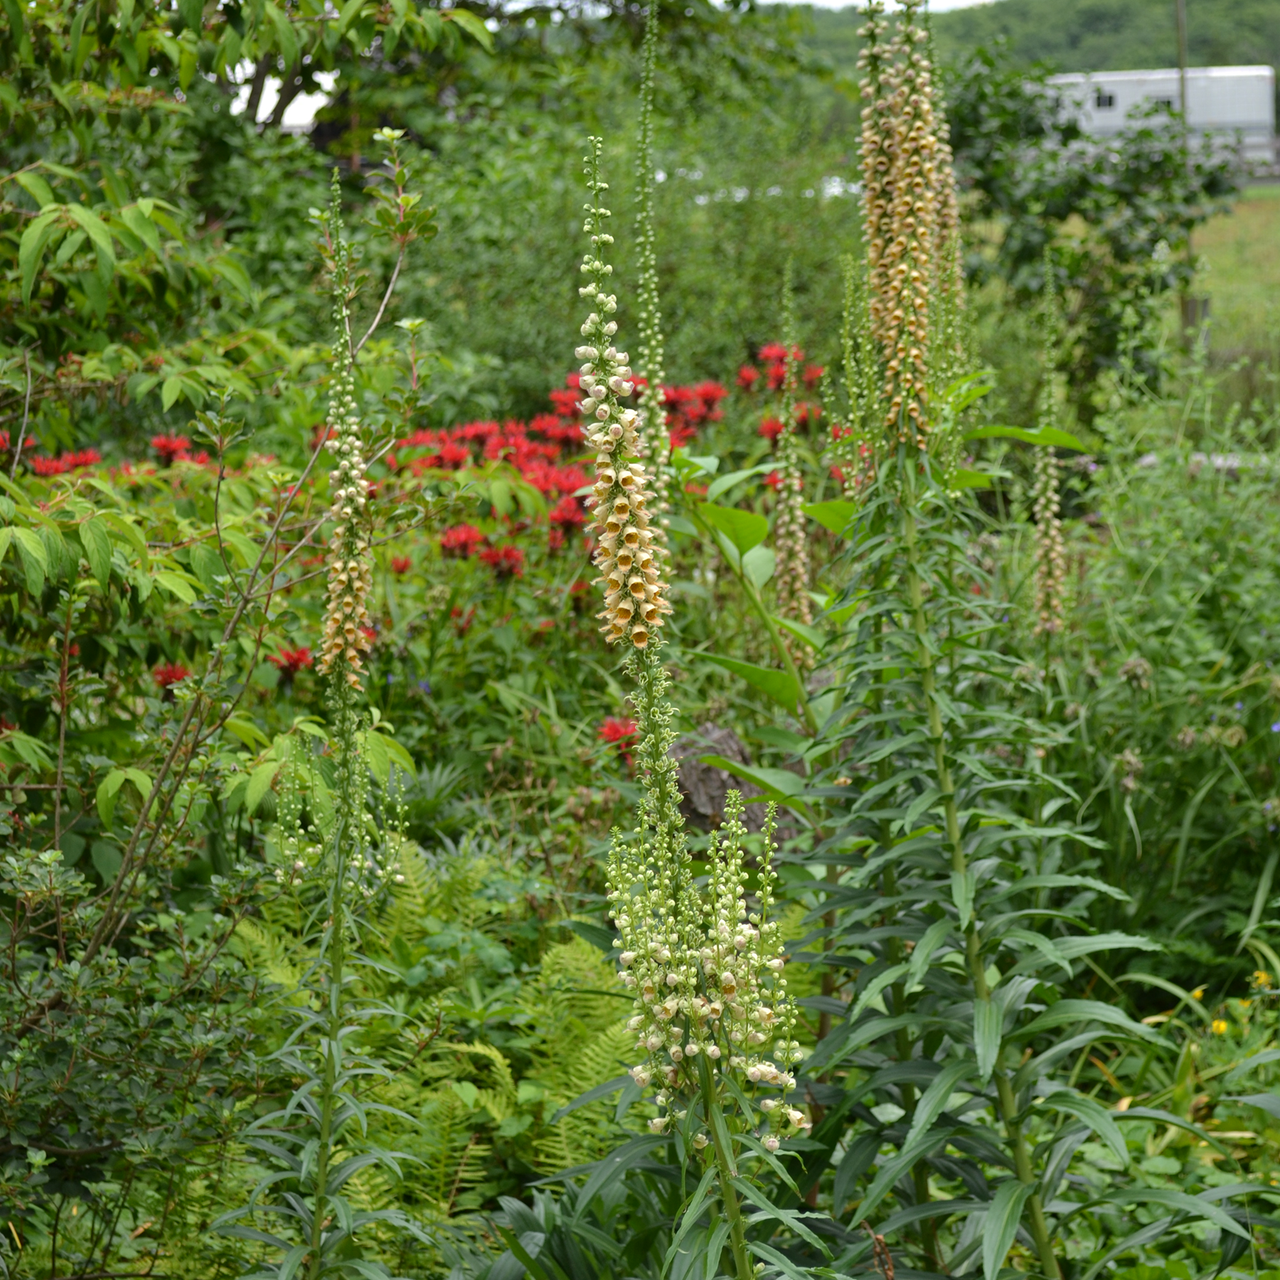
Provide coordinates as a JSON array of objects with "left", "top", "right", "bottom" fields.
[{"left": 1095, "top": 89, "right": 1116, "bottom": 108}]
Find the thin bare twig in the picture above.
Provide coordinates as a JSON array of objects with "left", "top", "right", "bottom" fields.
[{"left": 353, "top": 243, "right": 406, "bottom": 357}]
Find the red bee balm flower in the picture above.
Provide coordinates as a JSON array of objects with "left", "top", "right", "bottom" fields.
[
  {"left": 599, "top": 716, "right": 638, "bottom": 764},
  {"left": 390, "top": 556, "right": 412, "bottom": 575},
  {"left": 737, "top": 364, "right": 760, "bottom": 390},
  {"left": 153, "top": 661, "right": 191, "bottom": 689},
  {"left": 759, "top": 417, "right": 784, "bottom": 443},
  {"left": 440, "top": 524, "right": 485, "bottom": 558},
  {"left": 479, "top": 544, "right": 524, "bottom": 578},
  {"left": 151, "top": 435, "right": 192, "bottom": 465},
  {"left": 765, "top": 470, "right": 783, "bottom": 491},
  {"left": 269, "top": 647, "right": 313, "bottom": 677}
]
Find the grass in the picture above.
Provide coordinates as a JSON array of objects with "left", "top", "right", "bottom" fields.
[{"left": 1191, "top": 183, "right": 1280, "bottom": 360}]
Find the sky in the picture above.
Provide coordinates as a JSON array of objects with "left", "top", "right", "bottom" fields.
[{"left": 797, "top": 0, "right": 995, "bottom": 9}]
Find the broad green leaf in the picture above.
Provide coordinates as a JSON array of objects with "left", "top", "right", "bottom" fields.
[
  {"left": 19, "top": 209, "right": 62, "bottom": 304},
  {"left": 80, "top": 516, "right": 112, "bottom": 589},
  {"left": 97, "top": 768, "right": 126, "bottom": 828},
  {"left": 966, "top": 423, "right": 1087, "bottom": 452},
  {"left": 699, "top": 503, "right": 768, "bottom": 554},
  {"left": 189, "top": 541, "right": 225, "bottom": 588},
  {"left": 703, "top": 654, "right": 802, "bottom": 713},
  {"left": 92, "top": 841, "right": 123, "bottom": 881},
  {"left": 245, "top": 760, "right": 281, "bottom": 815},
  {"left": 983, "top": 1180, "right": 1034, "bottom": 1280},
  {"left": 14, "top": 170, "right": 54, "bottom": 209},
  {"left": 120, "top": 204, "right": 162, "bottom": 255},
  {"left": 443, "top": 4, "right": 494, "bottom": 50},
  {"left": 953, "top": 468, "right": 992, "bottom": 490},
  {"left": 951, "top": 869, "right": 975, "bottom": 930},
  {"left": 974, "top": 997, "right": 1001, "bottom": 1081},
  {"left": 13, "top": 526, "right": 47, "bottom": 594},
  {"left": 803, "top": 499, "right": 857, "bottom": 536},
  {"left": 64, "top": 202, "right": 116, "bottom": 272},
  {"left": 264, "top": 3, "right": 300, "bottom": 67},
  {"left": 161, "top": 375, "right": 183, "bottom": 411},
  {"left": 224, "top": 716, "right": 270, "bottom": 749},
  {"left": 154, "top": 569, "right": 197, "bottom": 602},
  {"left": 705, "top": 463, "right": 774, "bottom": 502},
  {"left": 741, "top": 544, "right": 775, "bottom": 588}
]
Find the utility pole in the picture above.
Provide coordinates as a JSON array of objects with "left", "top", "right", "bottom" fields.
[{"left": 1174, "top": 0, "right": 1207, "bottom": 343}]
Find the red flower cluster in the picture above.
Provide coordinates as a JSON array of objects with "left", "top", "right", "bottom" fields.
[
  {"left": 759, "top": 417, "right": 784, "bottom": 443},
  {"left": 598, "top": 715, "right": 638, "bottom": 764},
  {"left": 149, "top": 434, "right": 209, "bottom": 466},
  {"left": 154, "top": 661, "right": 191, "bottom": 689},
  {"left": 738, "top": 344, "right": 823, "bottom": 394},
  {"left": 440, "top": 524, "right": 485, "bottom": 558},
  {"left": 30, "top": 449, "right": 102, "bottom": 476},
  {"left": 479, "top": 544, "right": 524, "bottom": 578},
  {"left": 663, "top": 381, "right": 727, "bottom": 450},
  {"left": 390, "top": 555, "right": 412, "bottom": 575},
  {"left": 269, "top": 647, "right": 314, "bottom": 677}
]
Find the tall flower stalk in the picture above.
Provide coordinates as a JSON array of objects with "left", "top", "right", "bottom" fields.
[
  {"left": 633, "top": 3, "right": 671, "bottom": 521},
  {"left": 217, "top": 177, "right": 417, "bottom": 1280},
  {"left": 581, "top": 139, "right": 806, "bottom": 1280},
  {"left": 1031, "top": 275, "right": 1068, "bottom": 649},
  {"left": 772, "top": 266, "right": 814, "bottom": 629}
]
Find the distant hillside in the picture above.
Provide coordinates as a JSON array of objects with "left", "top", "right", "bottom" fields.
[{"left": 800, "top": 0, "right": 1280, "bottom": 84}]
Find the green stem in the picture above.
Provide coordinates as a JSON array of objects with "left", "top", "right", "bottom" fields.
[
  {"left": 899, "top": 464, "right": 1060, "bottom": 1278},
  {"left": 697, "top": 1055, "right": 753, "bottom": 1280},
  {"left": 308, "top": 825, "right": 346, "bottom": 1280}
]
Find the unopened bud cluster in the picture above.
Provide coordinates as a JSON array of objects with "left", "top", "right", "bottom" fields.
[
  {"left": 633, "top": 4, "right": 673, "bottom": 522},
  {"left": 608, "top": 791, "right": 808, "bottom": 1148},
  {"left": 578, "top": 138, "right": 671, "bottom": 649},
  {"left": 857, "top": 0, "right": 957, "bottom": 449},
  {"left": 318, "top": 314, "right": 374, "bottom": 689},
  {"left": 772, "top": 311, "right": 814, "bottom": 629}
]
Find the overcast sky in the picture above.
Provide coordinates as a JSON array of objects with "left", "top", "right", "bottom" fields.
[{"left": 797, "top": 0, "right": 996, "bottom": 9}]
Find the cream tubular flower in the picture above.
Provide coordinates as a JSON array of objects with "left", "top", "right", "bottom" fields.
[{"left": 578, "top": 137, "right": 671, "bottom": 650}]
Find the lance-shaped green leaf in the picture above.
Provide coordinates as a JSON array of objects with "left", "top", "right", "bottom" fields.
[
  {"left": 966, "top": 423, "right": 1087, "bottom": 451},
  {"left": 983, "top": 1180, "right": 1035, "bottom": 1280},
  {"left": 704, "top": 654, "right": 802, "bottom": 713},
  {"left": 1035, "top": 1088, "right": 1129, "bottom": 1167}
]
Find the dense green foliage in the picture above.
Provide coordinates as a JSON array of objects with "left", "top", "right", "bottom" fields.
[{"left": 3, "top": 1, "right": 1280, "bottom": 1278}]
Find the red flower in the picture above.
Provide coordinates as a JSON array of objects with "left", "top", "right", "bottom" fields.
[
  {"left": 765, "top": 470, "right": 783, "bottom": 491},
  {"left": 550, "top": 495, "right": 585, "bottom": 528},
  {"left": 694, "top": 381, "right": 728, "bottom": 411},
  {"left": 151, "top": 434, "right": 192, "bottom": 465},
  {"left": 440, "top": 524, "right": 485, "bottom": 558},
  {"left": 451, "top": 605, "right": 475, "bottom": 634},
  {"left": 766, "top": 362, "right": 787, "bottom": 391},
  {"left": 684, "top": 481, "right": 708, "bottom": 497},
  {"left": 548, "top": 526, "right": 565, "bottom": 552},
  {"left": 479, "top": 544, "right": 524, "bottom": 578},
  {"left": 830, "top": 465, "right": 846, "bottom": 484},
  {"left": 536, "top": 618, "right": 555, "bottom": 633},
  {"left": 390, "top": 555, "right": 412, "bottom": 575},
  {"left": 758, "top": 342, "right": 788, "bottom": 363},
  {"left": 439, "top": 441, "right": 471, "bottom": 468},
  {"left": 737, "top": 364, "right": 760, "bottom": 390},
  {"left": 599, "top": 715, "right": 638, "bottom": 764},
  {"left": 668, "top": 422, "right": 696, "bottom": 450},
  {"left": 759, "top": 417, "right": 784, "bottom": 443},
  {"left": 570, "top": 578, "right": 590, "bottom": 596},
  {"left": 31, "top": 448, "right": 102, "bottom": 476},
  {"left": 795, "top": 402, "right": 821, "bottom": 427},
  {"left": 803, "top": 364, "right": 825, "bottom": 388},
  {"left": 269, "top": 647, "right": 314, "bottom": 677},
  {"left": 153, "top": 661, "right": 191, "bottom": 689}
]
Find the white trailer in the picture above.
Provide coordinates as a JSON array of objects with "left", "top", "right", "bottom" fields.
[{"left": 1047, "top": 66, "right": 1276, "bottom": 164}]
